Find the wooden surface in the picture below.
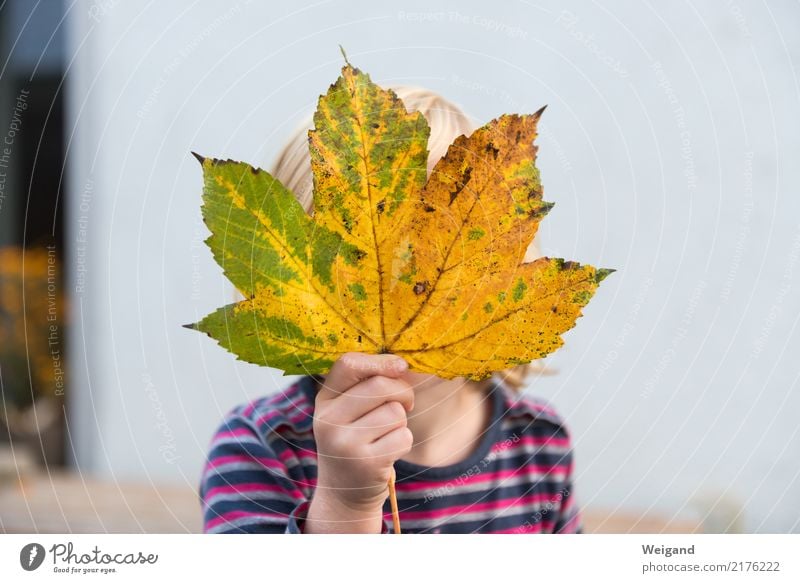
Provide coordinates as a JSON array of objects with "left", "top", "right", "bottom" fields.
[
  {"left": 0, "top": 471, "right": 700, "bottom": 534},
  {"left": 0, "top": 472, "right": 202, "bottom": 534},
  {"left": 582, "top": 508, "right": 701, "bottom": 534}
]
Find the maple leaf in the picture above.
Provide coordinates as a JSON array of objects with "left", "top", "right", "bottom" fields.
[{"left": 186, "top": 61, "right": 615, "bottom": 380}]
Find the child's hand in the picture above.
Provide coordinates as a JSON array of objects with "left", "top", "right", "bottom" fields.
[{"left": 305, "top": 352, "right": 414, "bottom": 533}]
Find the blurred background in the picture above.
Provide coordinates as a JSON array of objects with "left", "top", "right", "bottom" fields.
[{"left": 0, "top": 0, "right": 798, "bottom": 533}]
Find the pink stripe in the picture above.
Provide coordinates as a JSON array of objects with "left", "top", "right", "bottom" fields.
[
  {"left": 524, "top": 400, "right": 562, "bottom": 419},
  {"left": 242, "top": 401, "right": 257, "bottom": 417},
  {"left": 296, "top": 478, "right": 317, "bottom": 490},
  {"left": 253, "top": 403, "right": 313, "bottom": 427},
  {"left": 558, "top": 487, "right": 574, "bottom": 513},
  {"left": 234, "top": 381, "right": 306, "bottom": 422},
  {"left": 206, "top": 510, "right": 285, "bottom": 531},
  {"left": 277, "top": 447, "right": 317, "bottom": 463},
  {"left": 395, "top": 464, "right": 570, "bottom": 493},
  {"left": 204, "top": 482, "right": 304, "bottom": 500},
  {"left": 269, "top": 382, "right": 306, "bottom": 407},
  {"left": 246, "top": 382, "right": 306, "bottom": 418},
  {"left": 505, "top": 394, "right": 562, "bottom": 419},
  {"left": 537, "top": 405, "right": 560, "bottom": 418},
  {"left": 491, "top": 435, "right": 571, "bottom": 452},
  {"left": 206, "top": 454, "right": 287, "bottom": 471},
  {"left": 274, "top": 381, "right": 303, "bottom": 400},
  {"left": 397, "top": 492, "right": 560, "bottom": 521},
  {"left": 211, "top": 428, "right": 255, "bottom": 442},
  {"left": 490, "top": 518, "right": 557, "bottom": 534}
]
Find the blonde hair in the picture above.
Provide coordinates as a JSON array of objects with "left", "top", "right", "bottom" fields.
[{"left": 270, "top": 85, "right": 553, "bottom": 390}]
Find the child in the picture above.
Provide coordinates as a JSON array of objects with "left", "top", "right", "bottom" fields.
[{"left": 198, "top": 87, "right": 581, "bottom": 534}]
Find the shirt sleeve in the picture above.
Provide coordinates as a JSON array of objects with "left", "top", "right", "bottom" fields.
[
  {"left": 552, "top": 446, "right": 582, "bottom": 534},
  {"left": 199, "top": 411, "right": 309, "bottom": 534},
  {"left": 199, "top": 409, "right": 392, "bottom": 534}
]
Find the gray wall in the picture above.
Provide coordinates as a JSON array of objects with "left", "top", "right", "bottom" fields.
[{"left": 64, "top": 0, "right": 800, "bottom": 532}]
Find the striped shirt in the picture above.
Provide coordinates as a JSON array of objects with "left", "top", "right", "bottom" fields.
[{"left": 199, "top": 375, "right": 581, "bottom": 534}]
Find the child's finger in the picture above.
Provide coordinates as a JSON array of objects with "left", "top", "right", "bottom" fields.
[
  {"left": 318, "top": 352, "right": 408, "bottom": 402},
  {"left": 350, "top": 401, "right": 408, "bottom": 443},
  {"left": 368, "top": 425, "right": 414, "bottom": 464},
  {"left": 332, "top": 375, "right": 414, "bottom": 422}
]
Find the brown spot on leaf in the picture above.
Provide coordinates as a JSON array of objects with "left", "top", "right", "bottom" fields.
[
  {"left": 413, "top": 281, "right": 429, "bottom": 295},
  {"left": 449, "top": 166, "right": 472, "bottom": 206}
]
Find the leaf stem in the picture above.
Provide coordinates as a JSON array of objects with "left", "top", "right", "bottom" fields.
[
  {"left": 388, "top": 467, "right": 401, "bottom": 534},
  {"left": 338, "top": 44, "right": 351, "bottom": 66}
]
